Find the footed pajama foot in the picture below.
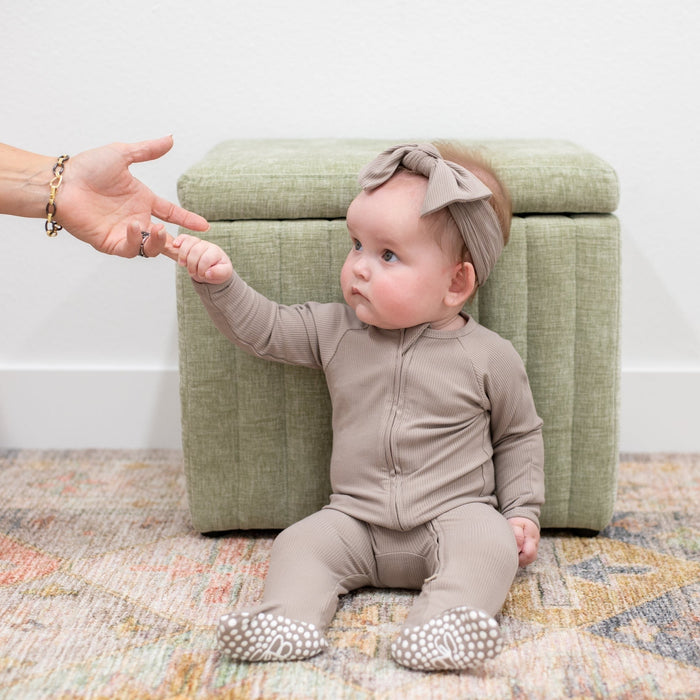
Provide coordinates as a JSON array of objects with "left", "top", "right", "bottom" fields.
[
  {"left": 391, "top": 606, "right": 502, "bottom": 671},
  {"left": 217, "top": 611, "right": 327, "bottom": 662}
]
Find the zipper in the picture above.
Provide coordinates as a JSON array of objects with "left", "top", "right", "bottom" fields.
[
  {"left": 385, "top": 329, "right": 405, "bottom": 529},
  {"left": 383, "top": 324, "right": 429, "bottom": 530}
]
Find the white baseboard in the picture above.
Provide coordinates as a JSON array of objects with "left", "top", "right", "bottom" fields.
[
  {"left": 1, "top": 368, "right": 698, "bottom": 452},
  {"left": 0, "top": 368, "right": 182, "bottom": 450},
  {"left": 619, "top": 369, "right": 700, "bottom": 453}
]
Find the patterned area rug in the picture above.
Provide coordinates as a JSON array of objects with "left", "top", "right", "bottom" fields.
[{"left": 1, "top": 451, "right": 698, "bottom": 699}]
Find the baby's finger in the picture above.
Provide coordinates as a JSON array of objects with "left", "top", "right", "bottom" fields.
[
  {"left": 196, "top": 250, "right": 217, "bottom": 280},
  {"left": 174, "top": 235, "right": 199, "bottom": 266},
  {"left": 172, "top": 233, "right": 196, "bottom": 250},
  {"left": 186, "top": 240, "right": 211, "bottom": 278}
]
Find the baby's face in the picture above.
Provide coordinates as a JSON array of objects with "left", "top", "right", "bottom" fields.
[{"left": 340, "top": 174, "right": 459, "bottom": 330}]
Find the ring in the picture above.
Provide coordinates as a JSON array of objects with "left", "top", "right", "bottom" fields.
[{"left": 138, "top": 231, "right": 150, "bottom": 258}]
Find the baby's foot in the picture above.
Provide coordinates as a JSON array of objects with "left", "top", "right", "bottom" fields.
[
  {"left": 391, "top": 606, "right": 502, "bottom": 671},
  {"left": 217, "top": 611, "right": 327, "bottom": 662}
]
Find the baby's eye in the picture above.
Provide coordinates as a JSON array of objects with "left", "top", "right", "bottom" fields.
[
  {"left": 382, "top": 250, "right": 398, "bottom": 263},
  {"left": 352, "top": 239, "right": 362, "bottom": 251}
]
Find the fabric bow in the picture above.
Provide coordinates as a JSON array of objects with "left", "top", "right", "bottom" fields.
[{"left": 358, "top": 143, "right": 504, "bottom": 284}]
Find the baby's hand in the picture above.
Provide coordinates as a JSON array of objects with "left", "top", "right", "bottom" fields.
[
  {"left": 508, "top": 517, "right": 540, "bottom": 567},
  {"left": 170, "top": 233, "right": 234, "bottom": 284}
]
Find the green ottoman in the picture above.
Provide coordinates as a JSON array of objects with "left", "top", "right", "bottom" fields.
[{"left": 176, "top": 139, "right": 620, "bottom": 534}]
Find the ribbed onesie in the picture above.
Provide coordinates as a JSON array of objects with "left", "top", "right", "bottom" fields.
[{"left": 194, "top": 271, "right": 545, "bottom": 666}]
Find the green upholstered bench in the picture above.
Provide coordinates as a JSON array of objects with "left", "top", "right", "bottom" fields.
[{"left": 176, "top": 139, "right": 620, "bottom": 534}]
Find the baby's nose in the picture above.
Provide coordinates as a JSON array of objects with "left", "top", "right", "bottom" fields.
[{"left": 353, "top": 256, "right": 370, "bottom": 279}]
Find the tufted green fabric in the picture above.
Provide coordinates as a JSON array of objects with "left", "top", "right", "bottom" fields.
[
  {"left": 177, "top": 139, "right": 619, "bottom": 221},
  {"left": 176, "top": 140, "right": 620, "bottom": 533}
]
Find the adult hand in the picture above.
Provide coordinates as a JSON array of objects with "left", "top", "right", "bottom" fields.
[{"left": 58, "top": 135, "right": 209, "bottom": 256}]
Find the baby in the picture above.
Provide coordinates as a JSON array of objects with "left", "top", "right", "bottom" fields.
[{"left": 158, "top": 143, "right": 544, "bottom": 671}]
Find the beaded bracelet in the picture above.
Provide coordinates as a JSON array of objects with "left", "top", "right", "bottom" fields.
[{"left": 45, "top": 155, "right": 70, "bottom": 237}]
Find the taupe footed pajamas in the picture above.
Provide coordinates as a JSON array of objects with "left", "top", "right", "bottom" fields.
[
  {"left": 256, "top": 503, "right": 518, "bottom": 629},
  {"left": 196, "top": 273, "right": 544, "bottom": 667}
]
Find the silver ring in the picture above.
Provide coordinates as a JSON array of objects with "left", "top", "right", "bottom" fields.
[{"left": 138, "top": 231, "right": 150, "bottom": 258}]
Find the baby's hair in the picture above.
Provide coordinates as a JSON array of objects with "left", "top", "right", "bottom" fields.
[{"left": 433, "top": 141, "right": 512, "bottom": 247}]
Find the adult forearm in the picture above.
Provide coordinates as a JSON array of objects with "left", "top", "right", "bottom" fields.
[{"left": 0, "top": 143, "right": 57, "bottom": 219}]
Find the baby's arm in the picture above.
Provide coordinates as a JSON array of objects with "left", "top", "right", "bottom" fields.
[
  {"left": 151, "top": 231, "right": 332, "bottom": 369},
  {"left": 154, "top": 232, "right": 233, "bottom": 284},
  {"left": 484, "top": 336, "right": 545, "bottom": 567},
  {"left": 508, "top": 517, "right": 540, "bottom": 567}
]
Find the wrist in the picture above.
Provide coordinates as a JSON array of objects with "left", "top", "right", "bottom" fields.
[
  {"left": 44, "top": 155, "right": 70, "bottom": 236},
  {"left": 14, "top": 151, "right": 57, "bottom": 219}
]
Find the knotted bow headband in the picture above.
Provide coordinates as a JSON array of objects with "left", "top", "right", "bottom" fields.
[{"left": 358, "top": 143, "right": 504, "bottom": 285}]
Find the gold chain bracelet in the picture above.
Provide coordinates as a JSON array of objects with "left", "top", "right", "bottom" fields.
[{"left": 45, "top": 155, "right": 70, "bottom": 237}]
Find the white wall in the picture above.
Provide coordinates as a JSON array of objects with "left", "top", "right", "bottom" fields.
[{"left": 1, "top": 0, "right": 698, "bottom": 451}]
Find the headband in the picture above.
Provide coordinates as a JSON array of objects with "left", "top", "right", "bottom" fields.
[{"left": 357, "top": 143, "right": 504, "bottom": 284}]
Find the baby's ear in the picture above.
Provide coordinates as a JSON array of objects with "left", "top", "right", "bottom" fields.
[{"left": 445, "top": 262, "right": 476, "bottom": 307}]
